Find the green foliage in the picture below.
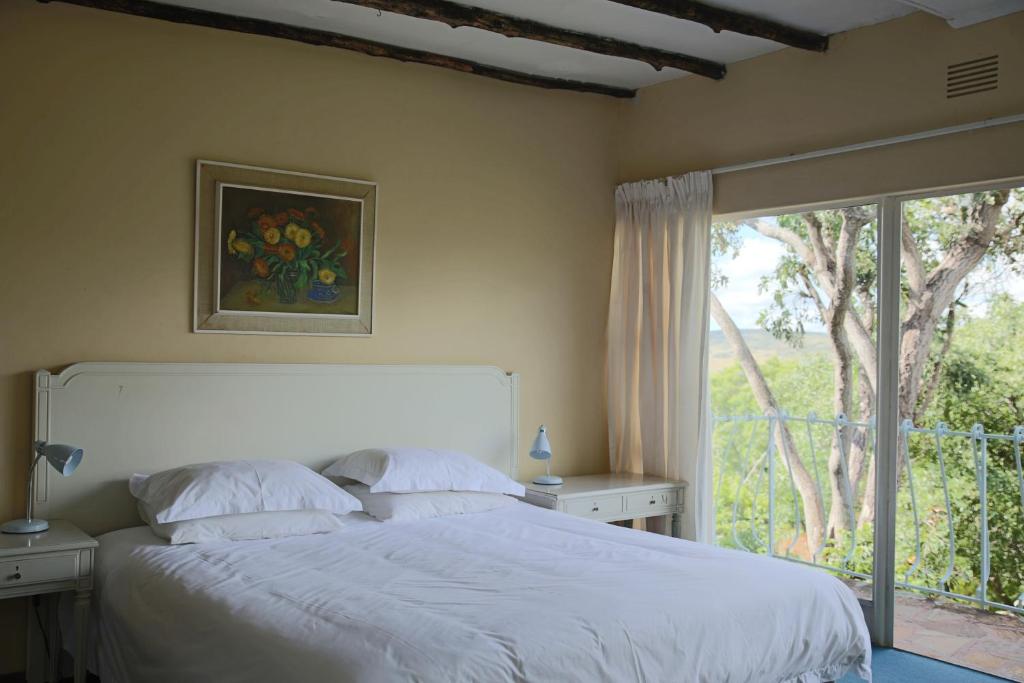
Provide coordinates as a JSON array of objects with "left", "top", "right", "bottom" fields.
[
  {"left": 710, "top": 187, "right": 1024, "bottom": 611},
  {"left": 712, "top": 298, "right": 1024, "bottom": 609}
]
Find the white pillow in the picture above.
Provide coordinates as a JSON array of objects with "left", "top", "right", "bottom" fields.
[
  {"left": 149, "top": 510, "right": 345, "bottom": 545},
  {"left": 344, "top": 484, "right": 518, "bottom": 522},
  {"left": 322, "top": 448, "right": 525, "bottom": 495},
  {"left": 130, "top": 460, "right": 362, "bottom": 524}
]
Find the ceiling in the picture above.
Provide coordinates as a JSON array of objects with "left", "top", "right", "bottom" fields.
[{"left": 106, "top": 0, "right": 1024, "bottom": 91}]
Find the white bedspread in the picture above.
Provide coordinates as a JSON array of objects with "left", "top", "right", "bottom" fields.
[{"left": 91, "top": 503, "right": 871, "bottom": 682}]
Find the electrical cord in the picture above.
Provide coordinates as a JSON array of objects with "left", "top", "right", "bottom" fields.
[{"left": 33, "top": 596, "right": 52, "bottom": 663}]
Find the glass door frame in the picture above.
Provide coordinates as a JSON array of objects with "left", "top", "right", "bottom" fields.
[{"left": 712, "top": 174, "right": 1024, "bottom": 647}]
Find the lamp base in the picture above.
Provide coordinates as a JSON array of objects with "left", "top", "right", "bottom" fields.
[
  {"left": 532, "top": 475, "right": 563, "bottom": 486},
  {"left": 1, "top": 518, "right": 50, "bottom": 534}
]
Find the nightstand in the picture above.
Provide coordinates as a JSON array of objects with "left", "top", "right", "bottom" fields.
[
  {"left": 519, "top": 473, "right": 687, "bottom": 538},
  {"left": 1, "top": 520, "right": 97, "bottom": 683}
]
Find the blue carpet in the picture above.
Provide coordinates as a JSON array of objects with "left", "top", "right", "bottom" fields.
[{"left": 839, "top": 647, "right": 1008, "bottom": 682}]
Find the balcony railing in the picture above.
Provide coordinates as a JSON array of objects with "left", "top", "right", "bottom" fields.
[{"left": 712, "top": 413, "right": 1024, "bottom": 615}]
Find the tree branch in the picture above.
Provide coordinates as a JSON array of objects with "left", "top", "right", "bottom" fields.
[
  {"left": 710, "top": 292, "right": 826, "bottom": 554},
  {"left": 902, "top": 222, "right": 926, "bottom": 298},
  {"left": 742, "top": 219, "right": 816, "bottom": 269},
  {"left": 913, "top": 302, "right": 957, "bottom": 424}
]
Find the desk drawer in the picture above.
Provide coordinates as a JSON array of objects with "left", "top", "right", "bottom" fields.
[
  {"left": 1, "top": 553, "right": 78, "bottom": 587},
  {"left": 625, "top": 489, "right": 677, "bottom": 513},
  {"left": 564, "top": 494, "right": 623, "bottom": 519}
]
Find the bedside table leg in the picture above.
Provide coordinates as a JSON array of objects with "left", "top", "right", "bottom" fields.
[
  {"left": 73, "top": 589, "right": 90, "bottom": 683},
  {"left": 671, "top": 512, "right": 682, "bottom": 539},
  {"left": 46, "top": 595, "right": 60, "bottom": 683}
]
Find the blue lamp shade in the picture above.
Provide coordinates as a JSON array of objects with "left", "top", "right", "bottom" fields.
[
  {"left": 44, "top": 443, "right": 84, "bottom": 477},
  {"left": 528, "top": 425, "right": 562, "bottom": 486},
  {"left": 1, "top": 442, "right": 85, "bottom": 534}
]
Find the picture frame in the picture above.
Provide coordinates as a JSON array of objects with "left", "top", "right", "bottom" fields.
[{"left": 194, "top": 160, "right": 376, "bottom": 335}]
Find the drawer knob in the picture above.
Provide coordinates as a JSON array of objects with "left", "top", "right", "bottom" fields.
[
  {"left": 591, "top": 505, "right": 599, "bottom": 512},
  {"left": 649, "top": 498, "right": 656, "bottom": 505},
  {"left": 7, "top": 572, "right": 21, "bottom": 581}
]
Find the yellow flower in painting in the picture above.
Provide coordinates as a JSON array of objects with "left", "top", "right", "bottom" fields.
[
  {"left": 294, "top": 228, "right": 312, "bottom": 248},
  {"left": 261, "top": 226, "right": 281, "bottom": 245},
  {"left": 318, "top": 268, "right": 336, "bottom": 285},
  {"left": 227, "top": 230, "right": 237, "bottom": 255},
  {"left": 233, "top": 239, "right": 253, "bottom": 256},
  {"left": 284, "top": 222, "right": 301, "bottom": 241}
]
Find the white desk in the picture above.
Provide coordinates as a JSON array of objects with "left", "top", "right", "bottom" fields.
[
  {"left": 519, "top": 473, "right": 687, "bottom": 538},
  {"left": 1, "top": 520, "right": 97, "bottom": 683}
]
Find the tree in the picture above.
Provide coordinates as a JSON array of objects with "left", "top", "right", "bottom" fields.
[{"left": 712, "top": 188, "right": 1024, "bottom": 554}]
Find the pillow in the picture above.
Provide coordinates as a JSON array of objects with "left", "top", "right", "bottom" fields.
[
  {"left": 130, "top": 460, "right": 363, "bottom": 524},
  {"left": 344, "top": 484, "right": 518, "bottom": 522},
  {"left": 149, "top": 510, "right": 346, "bottom": 545},
  {"left": 322, "top": 448, "right": 525, "bottom": 495}
]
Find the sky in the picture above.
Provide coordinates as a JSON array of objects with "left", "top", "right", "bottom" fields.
[
  {"left": 711, "top": 219, "right": 1024, "bottom": 334},
  {"left": 710, "top": 223, "right": 824, "bottom": 332}
]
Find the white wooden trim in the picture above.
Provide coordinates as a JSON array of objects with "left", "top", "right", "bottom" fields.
[
  {"left": 34, "top": 362, "right": 518, "bottom": 535},
  {"left": 710, "top": 113, "right": 1024, "bottom": 176},
  {"left": 871, "top": 196, "right": 902, "bottom": 647}
]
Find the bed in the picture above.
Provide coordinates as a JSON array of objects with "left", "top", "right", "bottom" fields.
[{"left": 34, "top": 362, "right": 871, "bottom": 682}]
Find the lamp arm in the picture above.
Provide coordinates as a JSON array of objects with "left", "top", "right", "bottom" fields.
[{"left": 24, "top": 451, "right": 46, "bottom": 522}]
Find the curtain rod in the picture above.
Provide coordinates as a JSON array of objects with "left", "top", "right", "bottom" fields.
[{"left": 710, "top": 112, "right": 1024, "bottom": 176}]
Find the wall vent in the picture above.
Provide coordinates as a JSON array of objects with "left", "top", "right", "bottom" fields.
[{"left": 946, "top": 55, "right": 998, "bottom": 99}]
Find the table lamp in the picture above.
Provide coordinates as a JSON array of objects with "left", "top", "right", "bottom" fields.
[
  {"left": 2, "top": 441, "right": 84, "bottom": 534},
  {"left": 529, "top": 425, "right": 562, "bottom": 486}
]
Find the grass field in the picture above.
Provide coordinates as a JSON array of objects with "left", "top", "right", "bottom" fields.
[{"left": 709, "top": 329, "right": 830, "bottom": 374}]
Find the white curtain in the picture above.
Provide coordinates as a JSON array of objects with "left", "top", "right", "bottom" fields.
[{"left": 606, "top": 171, "right": 713, "bottom": 542}]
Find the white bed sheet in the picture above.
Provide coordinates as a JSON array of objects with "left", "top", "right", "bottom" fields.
[{"left": 90, "top": 503, "right": 870, "bottom": 683}]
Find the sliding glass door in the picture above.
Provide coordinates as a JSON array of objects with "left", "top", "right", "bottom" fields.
[
  {"left": 888, "top": 184, "right": 1024, "bottom": 678},
  {"left": 709, "top": 180, "right": 1024, "bottom": 678},
  {"left": 709, "top": 202, "right": 880, "bottom": 618}
]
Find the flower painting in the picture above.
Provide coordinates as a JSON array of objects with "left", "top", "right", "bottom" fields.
[
  {"left": 195, "top": 162, "right": 375, "bottom": 335},
  {"left": 218, "top": 186, "right": 361, "bottom": 316}
]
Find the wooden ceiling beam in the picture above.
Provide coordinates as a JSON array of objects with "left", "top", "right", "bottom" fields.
[
  {"left": 41, "top": 0, "right": 637, "bottom": 98},
  {"left": 332, "top": 0, "right": 726, "bottom": 80},
  {"left": 607, "top": 0, "right": 829, "bottom": 52}
]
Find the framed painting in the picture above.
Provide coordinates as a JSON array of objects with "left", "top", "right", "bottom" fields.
[{"left": 194, "top": 160, "right": 376, "bottom": 335}]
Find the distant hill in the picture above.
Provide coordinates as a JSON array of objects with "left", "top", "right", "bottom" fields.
[{"left": 709, "top": 329, "right": 830, "bottom": 374}]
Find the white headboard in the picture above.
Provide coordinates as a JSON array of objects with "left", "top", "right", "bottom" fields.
[{"left": 32, "top": 362, "right": 519, "bottom": 535}]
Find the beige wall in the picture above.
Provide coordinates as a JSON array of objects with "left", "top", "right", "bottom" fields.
[
  {"left": 3, "top": 0, "right": 1024, "bottom": 674},
  {"left": 0, "top": 2, "right": 619, "bottom": 671},
  {"left": 616, "top": 11, "right": 1024, "bottom": 214}
]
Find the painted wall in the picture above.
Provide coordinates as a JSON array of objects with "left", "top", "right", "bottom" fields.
[
  {"left": 0, "top": 2, "right": 618, "bottom": 671},
  {"left": 616, "top": 11, "right": 1024, "bottom": 215},
  {"left": 3, "top": 0, "right": 1024, "bottom": 674}
]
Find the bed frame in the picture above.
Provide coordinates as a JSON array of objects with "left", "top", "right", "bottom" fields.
[{"left": 31, "top": 362, "right": 519, "bottom": 535}]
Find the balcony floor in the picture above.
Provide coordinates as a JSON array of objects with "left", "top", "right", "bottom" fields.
[{"left": 849, "top": 581, "right": 1024, "bottom": 681}]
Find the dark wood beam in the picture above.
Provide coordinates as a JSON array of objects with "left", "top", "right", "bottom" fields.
[
  {"left": 41, "top": 0, "right": 637, "bottom": 97},
  {"left": 332, "top": 0, "right": 726, "bottom": 80},
  {"left": 608, "top": 0, "right": 829, "bottom": 53}
]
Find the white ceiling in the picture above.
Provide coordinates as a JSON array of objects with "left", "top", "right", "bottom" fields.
[{"left": 156, "top": 0, "right": 1022, "bottom": 90}]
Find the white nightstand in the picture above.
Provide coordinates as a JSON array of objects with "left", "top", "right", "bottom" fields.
[
  {"left": 519, "top": 473, "right": 688, "bottom": 538},
  {"left": 1, "top": 520, "right": 97, "bottom": 683}
]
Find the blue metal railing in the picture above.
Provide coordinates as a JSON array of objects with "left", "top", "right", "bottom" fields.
[{"left": 713, "top": 413, "right": 1024, "bottom": 615}]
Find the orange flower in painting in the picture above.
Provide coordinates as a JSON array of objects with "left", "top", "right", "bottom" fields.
[
  {"left": 247, "top": 207, "right": 265, "bottom": 219},
  {"left": 252, "top": 257, "right": 270, "bottom": 278},
  {"left": 258, "top": 214, "right": 276, "bottom": 231},
  {"left": 288, "top": 208, "right": 305, "bottom": 219},
  {"left": 263, "top": 243, "right": 280, "bottom": 255},
  {"left": 311, "top": 221, "right": 325, "bottom": 240},
  {"left": 275, "top": 211, "right": 288, "bottom": 226},
  {"left": 278, "top": 243, "right": 296, "bottom": 262}
]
